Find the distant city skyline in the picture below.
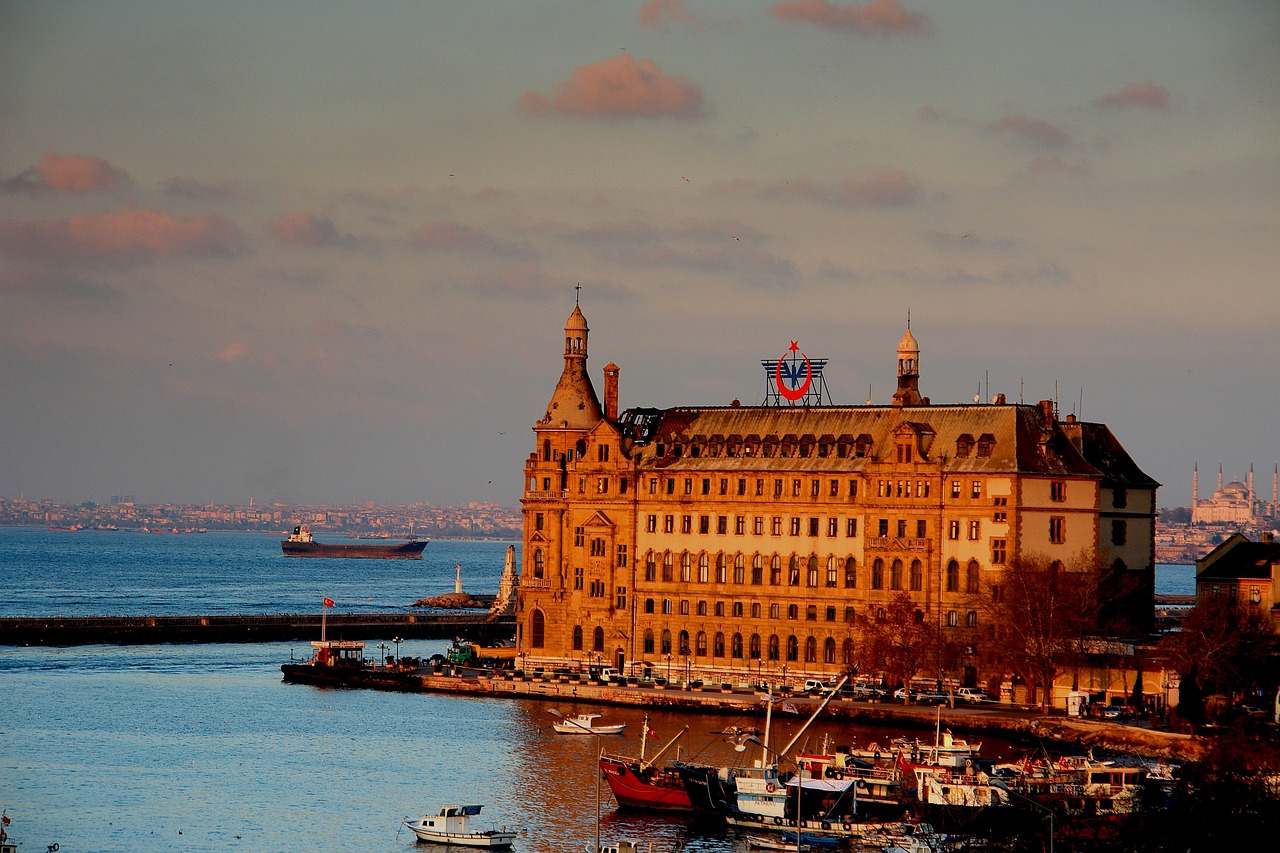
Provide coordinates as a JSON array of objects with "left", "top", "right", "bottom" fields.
[{"left": 2, "top": 2, "right": 1277, "bottom": 509}]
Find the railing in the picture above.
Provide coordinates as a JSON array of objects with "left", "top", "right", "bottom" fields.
[
  {"left": 522, "top": 578, "right": 553, "bottom": 590},
  {"left": 524, "top": 490, "right": 568, "bottom": 502},
  {"left": 866, "top": 536, "right": 932, "bottom": 550}
]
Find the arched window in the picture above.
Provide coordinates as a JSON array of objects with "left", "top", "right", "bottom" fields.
[
  {"left": 732, "top": 633, "right": 744, "bottom": 658},
  {"left": 661, "top": 630, "right": 672, "bottom": 654},
  {"left": 698, "top": 553, "right": 709, "bottom": 583},
  {"left": 533, "top": 548, "right": 544, "bottom": 579},
  {"left": 890, "top": 558, "right": 903, "bottom": 590},
  {"left": 871, "top": 558, "right": 884, "bottom": 589},
  {"left": 643, "top": 630, "right": 655, "bottom": 654},
  {"left": 681, "top": 552, "right": 692, "bottom": 582},
  {"left": 826, "top": 556, "right": 839, "bottom": 587},
  {"left": 734, "top": 553, "right": 746, "bottom": 584},
  {"left": 841, "top": 638, "right": 854, "bottom": 666},
  {"left": 770, "top": 555, "right": 782, "bottom": 585},
  {"left": 531, "top": 610, "right": 545, "bottom": 648},
  {"left": 789, "top": 555, "right": 801, "bottom": 586},
  {"left": 909, "top": 558, "right": 923, "bottom": 591},
  {"left": 662, "top": 551, "right": 674, "bottom": 582},
  {"left": 807, "top": 555, "right": 820, "bottom": 587},
  {"left": 824, "top": 637, "right": 837, "bottom": 664},
  {"left": 767, "top": 634, "right": 780, "bottom": 661},
  {"left": 966, "top": 560, "right": 980, "bottom": 594},
  {"left": 804, "top": 636, "right": 817, "bottom": 663},
  {"left": 696, "top": 631, "right": 708, "bottom": 656},
  {"left": 752, "top": 554, "right": 764, "bottom": 585},
  {"left": 713, "top": 632, "right": 725, "bottom": 657},
  {"left": 645, "top": 551, "right": 656, "bottom": 582},
  {"left": 946, "top": 560, "right": 960, "bottom": 593},
  {"left": 844, "top": 557, "right": 857, "bottom": 588},
  {"left": 593, "top": 626, "right": 605, "bottom": 652},
  {"left": 750, "top": 633, "right": 762, "bottom": 659},
  {"left": 679, "top": 630, "right": 691, "bottom": 655},
  {"left": 786, "top": 635, "right": 799, "bottom": 662},
  {"left": 716, "top": 553, "right": 727, "bottom": 583},
  {"left": 572, "top": 625, "right": 583, "bottom": 651}
]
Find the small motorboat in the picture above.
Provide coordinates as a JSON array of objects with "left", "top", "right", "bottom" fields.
[
  {"left": 552, "top": 713, "right": 626, "bottom": 735},
  {"left": 402, "top": 805, "right": 517, "bottom": 848},
  {"left": 595, "top": 841, "right": 647, "bottom": 853}
]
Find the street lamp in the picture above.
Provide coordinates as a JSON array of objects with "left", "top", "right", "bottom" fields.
[
  {"left": 377, "top": 642, "right": 389, "bottom": 667},
  {"left": 989, "top": 779, "right": 1053, "bottom": 853},
  {"left": 393, "top": 635, "right": 402, "bottom": 665},
  {"left": 548, "top": 709, "right": 601, "bottom": 853}
]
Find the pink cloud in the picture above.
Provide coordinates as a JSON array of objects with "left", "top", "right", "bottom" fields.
[
  {"left": 1096, "top": 81, "right": 1171, "bottom": 109},
  {"left": 406, "top": 220, "right": 494, "bottom": 250},
  {"left": 987, "top": 113, "right": 1069, "bottom": 148},
  {"left": 3, "top": 152, "right": 131, "bottom": 193},
  {"left": 639, "top": 0, "right": 702, "bottom": 28},
  {"left": 772, "top": 0, "right": 928, "bottom": 35},
  {"left": 518, "top": 55, "right": 705, "bottom": 120},
  {"left": 213, "top": 342, "right": 249, "bottom": 362},
  {"left": 267, "top": 211, "right": 360, "bottom": 248},
  {"left": 0, "top": 207, "right": 242, "bottom": 264},
  {"left": 765, "top": 167, "right": 921, "bottom": 207}
]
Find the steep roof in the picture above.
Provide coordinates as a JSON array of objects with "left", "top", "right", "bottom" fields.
[
  {"left": 627, "top": 402, "right": 1105, "bottom": 477},
  {"left": 1060, "top": 420, "right": 1160, "bottom": 489},
  {"left": 1196, "top": 533, "right": 1280, "bottom": 581}
]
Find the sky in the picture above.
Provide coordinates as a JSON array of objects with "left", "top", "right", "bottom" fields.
[{"left": 1, "top": 1, "right": 1277, "bottom": 510}]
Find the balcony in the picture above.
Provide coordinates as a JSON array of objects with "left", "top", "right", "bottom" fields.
[
  {"left": 866, "top": 536, "right": 932, "bottom": 551},
  {"left": 524, "top": 490, "right": 568, "bottom": 502},
  {"left": 522, "top": 578, "right": 553, "bottom": 590}
]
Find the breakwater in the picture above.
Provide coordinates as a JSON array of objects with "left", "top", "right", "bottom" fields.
[{"left": 0, "top": 612, "right": 516, "bottom": 646}]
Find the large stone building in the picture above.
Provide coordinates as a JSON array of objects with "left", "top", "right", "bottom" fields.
[
  {"left": 515, "top": 304, "right": 1158, "bottom": 688},
  {"left": 1191, "top": 463, "right": 1279, "bottom": 526}
]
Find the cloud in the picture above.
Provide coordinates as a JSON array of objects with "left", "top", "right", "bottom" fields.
[
  {"left": 639, "top": 0, "right": 702, "bottom": 28},
  {"left": 1012, "top": 155, "right": 1091, "bottom": 184},
  {"left": 772, "top": 0, "right": 928, "bottom": 35},
  {"left": 762, "top": 167, "right": 921, "bottom": 207},
  {"left": 267, "top": 211, "right": 362, "bottom": 249},
  {"left": 163, "top": 177, "right": 236, "bottom": 199},
  {"left": 1096, "top": 81, "right": 1172, "bottom": 109},
  {"left": 0, "top": 267, "right": 123, "bottom": 304},
  {"left": 406, "top": 220, "right": 498, "bottom": 251},
  {"left": 987, "top": 113, "right": 1069, "bottom": 148},
  {"left": 2, "top": 152, "right": 132, "bottom": 194},
  {"left": 474, "top": 260, "right": 555, "bottom": 297},
  {"left": 0, "top": 207, "right": 243, "bottom": 264},
  {"left": 213, "top": 342, "right": 249, "bottom": 362},
  {"left": 518, "top": 55, "right": 705, "bottom": 120}
]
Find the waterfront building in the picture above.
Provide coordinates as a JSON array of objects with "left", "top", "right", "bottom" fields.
[
  {"left": 516, "top": 304, "right": 1158, "bottom": 688},
  {"left": 1195, "top": 531, "right": 1280, "bottom": 630}
]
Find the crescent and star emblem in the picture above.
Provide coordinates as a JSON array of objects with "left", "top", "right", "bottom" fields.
[{"left": 774, "top": 340, "right": 812, "bottom": 402}]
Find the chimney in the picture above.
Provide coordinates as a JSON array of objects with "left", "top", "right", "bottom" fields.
[
  {"left": 1039, "top": 399, "right": 1056, "bottom": 426},
  {"left": 603, "top": 363, "right": 620, "bottom": 421}
]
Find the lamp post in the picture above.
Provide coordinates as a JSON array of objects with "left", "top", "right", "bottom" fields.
[
  {"left": 376, "top": 642, "right": 389, "bottom": 667},
  {"left": 393, "top": 636, "right": 402, "bottom": 666},
  {"left": 989, "top": 779, "right": 1053, "bottom": 853},
  {"left": 549, "top": 708, "right": 601, "bottom": 853}
]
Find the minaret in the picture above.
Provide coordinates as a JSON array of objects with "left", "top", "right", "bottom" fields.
[
  {"left": 1218, "top": 464, "right": 1223, "bottom": 492},
  {"left": 1248, "top": 464, "right": 1255, "bottom": 506},
  {"left": 891, "top": 320, "right": 923, "bottom": 407},
  {"left": 1193, "top": 462, "right": 1199, "bottom": 514},
  {"left": 1273, "top": 465, "right": 1278, "bottom": 518}
]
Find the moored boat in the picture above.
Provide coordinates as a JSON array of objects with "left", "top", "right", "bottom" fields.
[
  {"left": 281, "top": 525, "right": 428, "bottom": 559},
  {"left": 402, "top": 805, "right": 516, "bottom": 848},
  {"left": 552, "top": 713, "right": 626, "bottom": 735}
]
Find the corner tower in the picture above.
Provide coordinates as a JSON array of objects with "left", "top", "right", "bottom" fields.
[{"left": 892, "top": 323, "right": 924, "bottom": 407}]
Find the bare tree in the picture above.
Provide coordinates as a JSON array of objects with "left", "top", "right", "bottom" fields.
[
  {"left": 988, "top": 552, "right": 1102, "bottom": 712},
  {"left": 854, "top": 591, "right": 940, "bottom": 703},
  {"left": 1161, "top": 592, "right": 1275, "bottom": 719}
]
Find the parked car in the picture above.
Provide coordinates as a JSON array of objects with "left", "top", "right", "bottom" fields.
[
  {"left": 804, "top": 679, "right": 832, "bottom": 695},
  {"left": 955, "top": 687, "right": 993, "bottom": 703},
  {"left": 915, "top": 690, "right": 950, "bottom": 705},
  {"left": 848, "top": 684, "right": 886, "bottom": 700},
  {"left": 892, "top": 687, "right": 916, "bottom": 702},
  {"left": 1102, "top": 704, "right": 1130, "bottom": 720}
]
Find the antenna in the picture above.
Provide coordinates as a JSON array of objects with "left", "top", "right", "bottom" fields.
[
  {"left": 866, "top": 383, "right": 873, "bottom": 405},
  {"left": 574, "top": 282, "right": 581, "bottom": 306}
]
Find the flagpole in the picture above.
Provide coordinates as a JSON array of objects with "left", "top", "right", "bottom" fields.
[{"left": 322, "top": 599, "right": 328, "bottom": 642}]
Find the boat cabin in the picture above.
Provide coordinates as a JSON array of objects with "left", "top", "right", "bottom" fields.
[{"left": 309, "top": 639, "right": 365, "bottom": 667}]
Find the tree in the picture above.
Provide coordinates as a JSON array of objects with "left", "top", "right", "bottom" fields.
[
  {"left": 988, "top": 552, "right": 1103, "bottom": 712},
  {"left": 1161, "top": 592, "right": 1276, "bottom": 716},
  {"left": 854, "top": 591, "right": 939, "bottom": 703}
]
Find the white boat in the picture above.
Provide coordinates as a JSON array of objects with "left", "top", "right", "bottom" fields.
[
  {"left": 594, "top": 841, "right": 646, "bottom": 853},
  {"left": 552, "top": 713, "right": 626, "bottom": 735},
  {"left": 402, "top": 805, "right": 517, "bottom": 848}
]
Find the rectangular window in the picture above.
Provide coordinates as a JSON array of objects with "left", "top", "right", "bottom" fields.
[
  {"left": 844, "top": 606, "right": 856, "bottom": 624},
  {"left": 738, "top": 478, "right": 747, "bottom": 496},
  {"left": 772, "top": 517, "right": 783, "bottom": 536},
  {"left": 774, "top": 479, "right": 783, "bottom": 497},
  {"left": 847, "top": 518, "right": 858, "bottom": 537},
  {"left": 1114, "top": 487, "right": 1127, "bottom": 509},
  {"left": 598, "top": 444, "right": 609, "bottom": 462},
  {"left": 991, "top": 538, "right": 1006, "bottom": 565},
  {"left": 825, "top": 606, "right": 836, "bottom": 622},
  {"left": 1051, "top": 481, "right": 1066, "bottom": 502},
  {"left": 662, "top": 599, "right": 672, "bottom": 614},
  {"left": 649, "top": 477, "right": 658, "bottom": 494},
  {"left": 719, "top": 478, "right": 728, "bottom": 495},
  {"left": 615, "top": 586, "right": 626, "bottom": 610},
  {"left": 619, "top": 478, "right": 628, "bottom": 494},
  {"left": 790, "top": 517, "right": 801, "bottom": 536},
  {"left": 666, "top": 478, "right": 675, "bottom": 495},
  {"left": 792, "top": 479, "right": 802, "bottom": 497},
  {"left": 701, "top": 478, "right": 711, "bottom": 495},
  {"left": 753, "top": 516, "right": 764, "bottom": 536},
  {"left": 971, "top": 480, "right": 982, "bottom": 499},
  {"left": 684, "top": 478, "right": 693, "bottom": 495},
  {"left": 828, "top": 518, "right": 838, "bottom": 537},
  {"left": 717, "top": 516, "right": 728, "bottom": 535},
  {"left": 680, "top": 600, "right": 690, "bottom": 615},
  {"left": 769, "top": 603, "right": 780, "bottom": 619},
  {"left": 735, "top": 516, "right": 746, "bottom": 536},
  {"left": 848, "top": 479, "right": 858, "bottom": 498},
  {"left": 574, "top": 566, "right": 584, "bottom": 590},
  {"left": 916, "top": 519, "right": 927, "bottom": 538},
  {"left": 830, "top": 479, "right": 840, "bottom": 497},
  {"left": 951, "top": 480, "right": 961, "bottom": 499},
  {"left": 699, "top": 515, "right": 710, "bottom": 535},
  {"left": 751, "top": 602, "right": 761, "bottom": 618},
  {"left": 1111, "top": 519, "right": 1127, "bottom": 546},
  {"left": 616, "top": 545, "right": 628, "bottom": 567},
  {"left": 681, "top": 515, "right": 692, "bottom": 534},
  {"left": 806, "top": 605, "right": 817, "bottom": 621},
  {"left": 578, "top": 477, "right": 586, "bottom": 493},
  {"left": 810, "top": 479, "right": 820, "bottom": 497},
  {"left": 756, "top": 479, "right": 765, "bottom": 496},
  {"left": 597, "top": 477, "right": 609, "bottom": 493},
  {"left": 878, "top": 518, "right": 889, "bottom": 537},
  {"left": 948, "top": 520, "right": 960, "bottom": 540},
  {"left": 663, "top": 515, "right": 674, "bottom": 534},
  {"left": 535, "top": 513, "right": 544, "bottom": 531},
  {"left": 808, "top": 518, "right": 820, "bottom": 537},
  {"left": 646, "top": 514, "right": 657, "bottom": 533},
  {"left": 968, "top": 520, "right": 981, "bottom": 540},
  {"left": 1049, "top": 516, "right": 1065, "bottom": 544},
  {"left": 574, "top": 526, "right": 585, "bottom": 546},
  {"left": 897, "top": 519, "right": 907, "bottom": 538}
]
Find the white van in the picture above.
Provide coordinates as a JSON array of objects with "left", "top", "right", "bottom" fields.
[
  {"left": 804, "top": 679, "right": 831, "bottom": 695},
  {"left": 596, "top": 667, "right": 620, "bottom": 684}
]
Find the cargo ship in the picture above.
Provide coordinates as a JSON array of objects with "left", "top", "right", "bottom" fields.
[{"left": 281, "top": 525, "right": 428, "bottom": 559}]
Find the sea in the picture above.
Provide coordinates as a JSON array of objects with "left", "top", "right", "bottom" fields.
[{"left": 0, "top": 526, "right": 1197, "bottom": 853}]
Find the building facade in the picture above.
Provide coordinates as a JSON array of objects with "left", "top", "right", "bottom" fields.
[
  {"left": 1191, "top": 463, "right": 1279, "bottom": 526},
  {"left": 516, "top": 305, "right": 1158, "bottom": 688}
]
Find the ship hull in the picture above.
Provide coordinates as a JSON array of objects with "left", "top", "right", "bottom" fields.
[{"left": 281, "top": 539, "right": 427, "bottom": 559}]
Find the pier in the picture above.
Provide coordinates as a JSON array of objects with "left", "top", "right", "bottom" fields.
[{"left": 0, "top": 612, "right": 515, "bottom": 646}]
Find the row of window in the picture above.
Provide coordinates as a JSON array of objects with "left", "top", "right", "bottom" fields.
[{"left": 638, "top": 551, "right": 987, "bottom": 593}]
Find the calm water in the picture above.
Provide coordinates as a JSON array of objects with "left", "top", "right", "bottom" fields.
[{"left": 0, "top": 527, "right": 1193, "bottom": 852}]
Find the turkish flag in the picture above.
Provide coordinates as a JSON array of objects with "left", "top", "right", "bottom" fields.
[{"left": 323, "top": 597, "right": 335, "bottom": 607}]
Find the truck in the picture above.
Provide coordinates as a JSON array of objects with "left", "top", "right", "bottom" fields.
[{"left": 445, "top": 640, "right": 518, "bottom": 668}]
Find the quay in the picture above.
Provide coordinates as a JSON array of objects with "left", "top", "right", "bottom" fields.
[{"left": 0, "top": 612, "right": 516, "bottom": 646}]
